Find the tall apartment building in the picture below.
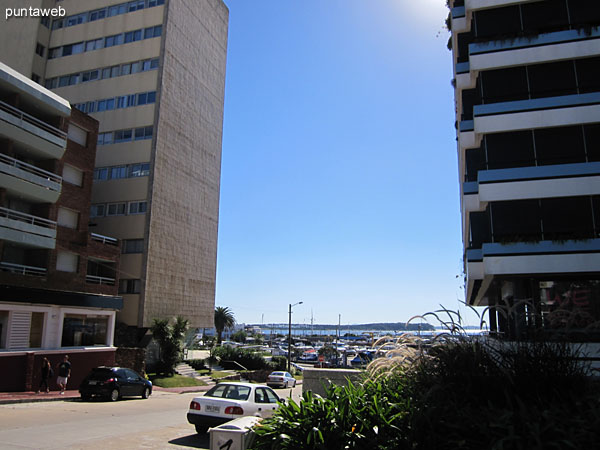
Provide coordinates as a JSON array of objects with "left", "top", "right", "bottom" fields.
[
  {"left": 1, "top": 0, "right": 229, "bottom": 335},
  {"left": 0, "top": 61, "right": 122, "bottom": 391},
  {"left": 450, "top": 0, "right": 600, "bottom": 339}
]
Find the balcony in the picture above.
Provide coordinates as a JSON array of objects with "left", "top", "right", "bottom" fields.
[
  {"left": 0, "top": 100, "right": 67, "bottom": 160},
  {"left": 0, "top": 207, "right": 57, "bottom": 249},
  {"left": 463, "top": 162, "right": 600, "bottom": 209},
  {"left": 85, "top": 274, "right": 116, "bottom": 286},
  {"left": 460, "top": 92, "right": 600, "bottom": 139},
  {"left": 0, "top": 261, "right": 46, "bottom": 276},
  {"left": 0, "top": 153, "right": 62, "bottom": 203},
  {"left": 465, "top": 239, "right": 600, "bottom": 305}
]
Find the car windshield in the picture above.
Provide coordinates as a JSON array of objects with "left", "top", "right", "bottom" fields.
[
  {"left": 205, "top": 384, "right": 250, "bottom": 401},
  {"left": 87, "top": 368, "right": 115, "bottom": 381},
  {"left": 271, "top": 372, "right": 284, "bottom": 376}
]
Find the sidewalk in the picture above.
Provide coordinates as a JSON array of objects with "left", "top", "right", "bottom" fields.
[{"left": 0, "top": 390, "right": 80, "bottom": 405}]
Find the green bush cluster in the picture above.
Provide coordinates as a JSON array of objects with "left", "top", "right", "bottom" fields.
[
  {"left": 251, "top": 340, "right": 600, "bottom": 450},
  {"left": 186, "top": 359, "right": 208, "bottom": 371},
  {"left": 212, "top": 345, "right": 272, "bottom": 370},
  {"left": 252, "top": 376, "right": 411, "bottom": 450}
]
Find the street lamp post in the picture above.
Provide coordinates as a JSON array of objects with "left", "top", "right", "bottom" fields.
[{"left": 288, "top": 301, "right": 303, "bottom": 373}]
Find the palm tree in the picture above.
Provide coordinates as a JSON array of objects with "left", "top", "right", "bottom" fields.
[{"left": 214, "top": 306, "right": 235, "bottom": 344}]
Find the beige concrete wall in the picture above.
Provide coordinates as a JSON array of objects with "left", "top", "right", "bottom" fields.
[
  {"left": 0, "top": 0, "right": 44, "bottom": 78},
  {"left": 141, "top": 0, "right": 228, "bottom": 328},
  {"left": 96, "top": 140, "right": 152, "bottom": 167},
  {"left": 302, "top": 368, "right": 363, "bottom": 398}
]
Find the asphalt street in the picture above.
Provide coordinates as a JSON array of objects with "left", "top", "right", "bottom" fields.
[{"left": 0, "top": 385, "right": 302, "bottom": 449}]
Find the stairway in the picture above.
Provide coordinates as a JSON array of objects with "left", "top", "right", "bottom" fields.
[{"left": 175, "top": 362, "right": 200, "bottom": 378}]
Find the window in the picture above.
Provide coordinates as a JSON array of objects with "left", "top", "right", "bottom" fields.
[
  {"left": 121, "top": 63, "right": 131, "bottom": 75},
  {"left": 129, "top": 201, "right": 147, "bottom": 214},
  {"left": 135, "top": 126, "right": 153, "bottom": 140},
  {"left": 67, "top": 124, "right": 88, "bottom": 146},
  {"left": 119, "top": 279, "right": 141, "bottom": 294},
  {"left": 61, "top": 314, "right": 108, "bottom": 346},
  {"left": 40, "top": 16, "right": 50, "bottom": 28},
  {"left": 110, "top": 166, "right": 127, "bottom": 179},
  {"left": 35, "top": 43, "right": 45, "bottom": 57},
  {"left": 29, "top": 312, "right": 44, "bottom": 348},
  {"left": 129, "top": 163, "right": 150, "bottom": 177},
  {"left": 94, "top": 168, "right": 108, "bottom": 181},
  {"left": 97, "top": 100, "right": 106, "bottom": 112},
  {"left": 98, "top": 132, "right": 112, "bottom": 145},
  {"left": 147, "top": 91, "right": 156, "bottom": 103},
  {"left": 62, "top": 164, "right": 84, "bottom": 186},
  {"left": 57, "top": 207, "right": 79, "bottom": 229},
  {"left": 123, "top": 239, "right": 144, "bottom": 254},
  {"left": 107, "top": 202, "right": 127, "bottom": 216},
  {"left": 105, "top": 98, "right": 115, "bottom": 110},
  {"left": 56, "top": 251, "right": 79, "bottom": 272},
  {"left": 86, "top": 101, "right": 96, "bottom": 113},
  {"left": 114, "top": 129, "right": 133, "bottom": 143},
  {"left": 102, "top": 67, "right": 111, "bottom": 79},
  {"left": 137, "top": 92, "right": 147, "bottom": 105},
  {"left": 31, "top": 74, "right": 40, "bottom": 84},
  {"left": 90, "top": 204, "right": 105, "bottom": 218}
]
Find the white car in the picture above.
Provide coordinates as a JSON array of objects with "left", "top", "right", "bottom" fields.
[
  {"left": 266, "top": 371, "right": 296, "bottom": 388},
  {"left": 187, "top": 382, "right": 281, "bottom": 434}
]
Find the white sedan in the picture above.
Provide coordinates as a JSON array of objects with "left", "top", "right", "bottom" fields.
[
  {"left": 266, "top": 371, "right": 296, "bottom": 388},
  {"left": 187, "top": 382, "right": 281, "bottom": 434}
]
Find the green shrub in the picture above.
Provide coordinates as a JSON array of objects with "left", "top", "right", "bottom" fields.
[
  {"left": 186, "top": 359, "right": 207, "bottom": 371},
  {"left": 270, "top": 356, "right": 288, "bottom": 371},
  {"left": 251, "top": 375, "right": 411, "bottom": 450},
  {"left": 212, "top": 345, "right": 271, "bottom": 370}
]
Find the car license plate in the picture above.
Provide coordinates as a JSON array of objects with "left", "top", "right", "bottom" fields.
[
  {"left": 89, "top": 381, "right": 97, "bottom": 385},
  {"left": 205, "top": 405, "right": 220, "bottom": 413}
]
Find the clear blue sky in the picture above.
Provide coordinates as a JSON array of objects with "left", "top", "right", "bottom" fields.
[{"left": 215, "top": 0, "right": 479, "bottom": 327}]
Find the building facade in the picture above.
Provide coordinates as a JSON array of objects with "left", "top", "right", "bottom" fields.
[
  {"left": 0, "top": 61, "right": 122, "bottom": 391},
  {"left": 1, "top": 0, "right": 229, "bottom": 334},
  {"left": 450, "top": 0, "right": 600, "bottom": 339}
]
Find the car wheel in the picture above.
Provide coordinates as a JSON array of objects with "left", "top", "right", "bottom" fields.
[
  {"left": 195, "top": 424, "right": 208, "bottom": 434},
  {"left": 142, "top": 387, "right": 150, "bottom": 399},
  {"left": 293, "top": 380, "right": 296, "bottom": 387},
  {"left": 109, "top": 388, "right": 120, "bottom": 402}
]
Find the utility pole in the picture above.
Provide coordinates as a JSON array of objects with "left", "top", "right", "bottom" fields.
[{"left": 288, "top": 301, "right": 303, "bottom": 373}]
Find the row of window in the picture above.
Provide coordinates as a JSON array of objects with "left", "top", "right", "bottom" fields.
[
  {"left": 94, "top": 163, "right": 150, "bottom": 181},
  {"left": 461, "top": 57, "right": 600, "bottom": 120},
  {"left": 91, "top": 201, "right": 147, "bottom": 218},
  {"left": 48, "top": 25, "right": 162, "bottom": 59},
  {"left": 98, "top": 126, "right": 153, "bottom": 146},
  {"left": 52, "top": 0, "right": 164, "bottom": 30},
  {"left": 73, "top": 90, "right": 156, "bottom": 115},
  {"left": 45, "top": 58, "right": 159, "bottom": 90}
]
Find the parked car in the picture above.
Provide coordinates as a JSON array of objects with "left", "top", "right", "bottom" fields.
[
  {"left": 266, "top": 371, "right": 296, "bottom": 388},
  {"left": 187, "top": 382, "right": 281, "bottom": 434},
  {"left": 79, "top": 367, "right": 152, "bottom": 402}
]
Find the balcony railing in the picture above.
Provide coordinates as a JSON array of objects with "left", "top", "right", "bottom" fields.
[
  {"left": 86, "top": 274, "right": 116, "bottom": 285},
  {"left": 0, "top": 100, "right": 67, "bottom": 140},
  {"left": 0, "top": 206, "right": 57, "bottom": 230},
  {"left": 91, "top": 233, "right": 118, "bottom": 246},
  {"left": 0, "top": 261, "right": 46, "bottom": 276},
  {"left": 0, "top": 153, "right": 62, "bottom": 187}
]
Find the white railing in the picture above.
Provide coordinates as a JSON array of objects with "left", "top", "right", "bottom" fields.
[
  {"left": 90, "top": 233, "right": 118, "bottom": 246},
  {"left": 0, "top": 261, "right": 46, "bottom": 276},
  {"left": 86, "top": 274, "right": 116, "bottom": 285},
  {"left": 0, "top": 207, "right": 57, "bottom": 229},
  {"left": 0, "top": 100, "right": 67, "bottom": 140},
  {"left": 0, "top": 153, "right": 63, "bottom": 188}
]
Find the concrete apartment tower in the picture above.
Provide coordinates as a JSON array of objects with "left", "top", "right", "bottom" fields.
[
  {"left": 449, "top": 0, "right": 600, "bottom": 339},
  {"left": 1, "top": 0, "right": 229, "bottom": 335}
]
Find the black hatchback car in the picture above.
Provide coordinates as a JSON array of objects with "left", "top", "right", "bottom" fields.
[{"left": 79, "top": 367, "right": 152, "bottom": 402}]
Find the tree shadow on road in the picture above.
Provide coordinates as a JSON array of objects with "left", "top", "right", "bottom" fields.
[{"left": 169, "top": 433, "right": 209, "bottom": 449}]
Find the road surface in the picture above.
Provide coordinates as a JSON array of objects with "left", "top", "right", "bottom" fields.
[{"left": 0, "top": 385, "right": 302, "bottom": 449}]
